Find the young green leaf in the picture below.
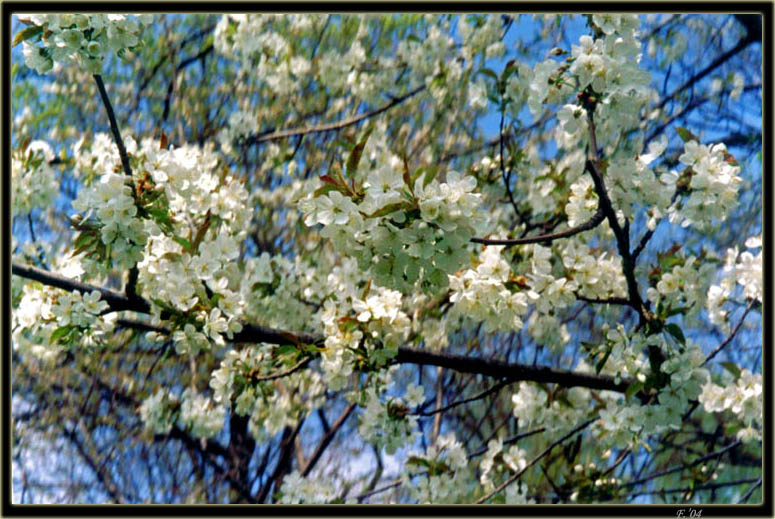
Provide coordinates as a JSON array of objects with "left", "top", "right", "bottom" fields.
[
  {"left": 13, "top": 25, "right": 43, "bottom": 48},
  {"left": 346, "top": 127, "right": 373, "bottom": 176}
]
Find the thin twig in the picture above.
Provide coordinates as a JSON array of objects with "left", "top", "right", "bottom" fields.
[
  {"left": 244, "top": 85, "right": 425, "bottom": 145},
  {"left": 252, "top": 357, "right": 313, "bottom": 382},
  {"left": 469, "top": 427, "right": 546, "bottom": 458},
  {"left": 703, "top": 299, "right": 757, "bottom": 365},
  {"left": 301, "top": 403, "right": 355, "bottom": 477},
  {"left": 413, "top": 380, "right": 511, "bottom": 417},
  {"left": 499, "top": 99, "right": 520, "bottom": 218},
  {"left": 574, "top": 293, "right": 633, "bottom": 307},
  {"left": 471, "top": 208, "right": 604, "bottom": 247},
  {"left": 620, "top": 440, "right": 742, "bottom": 489},
  {"left": 737, "top": 477, "right": 762, "bottom": 504},
  {"left": 475, "top": 417, "right": 596, "bottom": 503},
  {"left": 617, "top": 477, "right": 760, "bottom": 500}
]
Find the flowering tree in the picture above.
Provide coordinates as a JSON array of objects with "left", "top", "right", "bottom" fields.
[{"left": 10, "top": 12, "right": 764, "bottom": 506}]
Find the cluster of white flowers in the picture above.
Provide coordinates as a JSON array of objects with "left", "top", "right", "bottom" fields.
[
  {"left": 72, "top": 171, "right": 147, "bottom": 271},
  {"left": 13, "top": 278, "right": 117, "bottom": 359},
  {"left": 138, "top": 389, "right": 179, "bottom": 435},
  {"left": 527, "top": 15, "right": 651, "bottom": 147},
  {"left": 13, "top": 283, "right": 61, "bottom": 363},
  {"left": 318, "top": 277, "right": 412, "bottom": 390},
  {"left": 171, "top": 307, "right": 242, "bottom": 355},
  {"left": 564, "top": 174, "right": 597, "bottom": 228},
  {"left": 51, "top": 289, "right": 109, "bottom": 328},
  {"left": 646, "top": 254, "right": 717, "bottom": 321},
  {"left": 479, "top": 436, "right": 526, "bottom": 487},
  {"left": 238, "top": 252, "right": 317, "bottom": 334},
  {"left": 670, "top": 140, "right": 743, "bottom": 230},
  {"left": 179, "top": 388, "right": 226, "bottom": 439},
  {"left": 597, "top": 342, "right": 709, "bottom": 448},
  {"left": 301, "top": 151, "right": 483, "bottom": 293},
  {"left": 358, "top": 386, "right": 420, "bottom": 455},
  {"left": 19, "top": 14, "right": 152, "bottom": 74},
  {"left": 12, "top": 140, "right": 59, "bottom": 216},
  {"left": 278, "top": 471, "right": 340, "bottom": 504},
  {"left": 404, "top": 433, "right": 473, "bottom": 503},
  {"left": 448, "top": 247, "right": 528, "bottom": 333},
  {"left": 699, "top": 368, "right": 762, "bottom": 442},
  {"left": 605, "top": 136, "right": 677, "bottom": 229},
  {"left": 512, "top": 382, "right": 592, "bottom": 433},
  {"left": 706, "top": 234, "right": 762, "bottom": 331},
  {"left": 525, "top": 244, "right": 577, "bottom": 315},
  {"left": 209, "top": 345, "right": 325, "bottom": 442},
  {"left": 561, "top": 239, "right": 626, "bottom": 301}
]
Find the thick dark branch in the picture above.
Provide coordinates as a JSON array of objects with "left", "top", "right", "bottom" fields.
[
  {"left": 394, "top": 346, "right": 630, "bottom": 393},
  {"left": 471, "top": 207, "right": 604, "bottom": 247},
  {"left": 13, "top": 262, "right": 150, "bottom": 314},
  {"left": 92, "top": 74, "right": 140, "bottom": 300},
  {"left": 244, "top": 84, "right": 425, "bottom": 145},
  {"left": 584, "top": 108, "right": 648, "bottom": 325},
  {"left": 301, "top": 403, "right": 355, "bottom": 477},
  {"left": 93, "top": 74, "right": 133, "bottom": 178},
  {"left": 14, "top": 262, "right": 635, "bottom": 395}
]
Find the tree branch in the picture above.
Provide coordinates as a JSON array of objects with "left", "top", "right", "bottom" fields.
[
  {"left": 620, "top": 440, "right": 742, "bottom": 489},
  {"left": 92, "top": 74, "right": 140, "bottom": 301},
  {"left": 413, "top": 380, "right": 511, "bottom": 417},
  {"left": 394, "top": 346, "right": 631, "bottom": 393},
  {"left": 243, "top": 84, "right": 425, "bottom": 145},
  {"left": 14, "top": 262, "right": 636, "bottom": 395},
  {"left": 475, "top": 417, "right": 596, "bottom": 503},
  {"left": 703, "top": 299, "right": 757, "bottom": 365},
  {"left": 655, "top": 30, "right": 755, "bottom": 113},
  {"left": 301, "top": 403, "right": 355, "bottom": 477},
  {"left": 471, "top": 207, "right": 604, "bottom": 247}
]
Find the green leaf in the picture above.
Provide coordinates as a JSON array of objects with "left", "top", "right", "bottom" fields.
[
  {"left": 422, "top": 165, "right": 439, "bottom": 188},
  {"left": 51, "top": 325, "right": 73, "bottom": 344},
  {"left": 675, "top": 127, "right": 698, "bottom": 143},
  {"left": 346, "top": 127, "right": 373, "bottom": 176},
  {"left": 363, "top": 202, "right": 412, "bottom": 219},
  {"left": 13, "top": 25, "right": 43, "bottom": 48},
  {"left": 664, "top": 323, "right": 685, "bottom": 345},
  {"left": 625, "top": 381, "right": 644, "bottom": 403},
  {"left": 720, "top": 362, "right": 741, "bottom": 380},
  {"left": 476, "top": 67, "right": 499, "bottom": 82},
  {"left": 171, "top": 235, "right": 191, "bottom": 252},
  {"left": 407, "top": 455, "right": 430, "bottom": 468},
  {"left": 666, "top": 304, "right": 692, "bottom": 317},
  {"left": 502, "top": 59, "right": 519, "bottom": 82},
  {"left": 274, "top": 344, "right": 298, "bottom": 357},
  {"left": 595, "top": 346, "right": 613, "bottom": 375},
  {"left": 360, "top": 279, "right": 372, "bottom": 300},
  {"left": 313, "top": 183, "right": 345, "bottom": 198}
]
